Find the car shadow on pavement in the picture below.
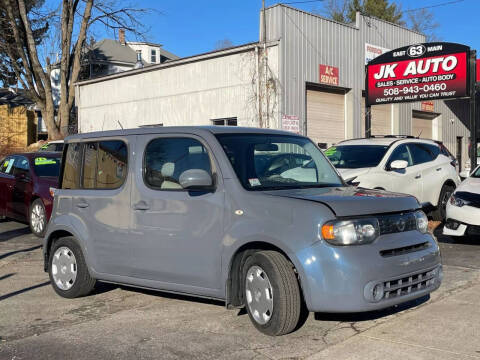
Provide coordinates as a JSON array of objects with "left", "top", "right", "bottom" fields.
[
  {"left": 93, "top": 282, "right": 226, "bottom": 307},
  {"left": 0, "top": 281, "right": 50, "bottom": 302},
  {"left": 0, "top": 226, "right": 31, "bottom": 242},
  {"left": 0, "top": 245, "right": 42, "bottom": 261},
  {"left": 314, "top": 295, "right": 430, "bottom": 322}
]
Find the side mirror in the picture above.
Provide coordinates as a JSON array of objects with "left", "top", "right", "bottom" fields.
[
  {"left": 390, "top": 160, "right": 408, "bottom": 170},
  {"left": 179, "top": 169, "right": 213, "bottom": 190}
]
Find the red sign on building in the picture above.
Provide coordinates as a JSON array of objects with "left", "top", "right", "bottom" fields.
[
  {"left": 421, "top": 101, "right": 434, "bottom": 112},
  {"left": 366, "top": 43, "right": 470, "bottom": 106},
  {"left": 319, "top": 65, "right": 339, "bottom": 86}
]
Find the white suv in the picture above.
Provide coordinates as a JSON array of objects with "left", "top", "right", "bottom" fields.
[{"left": 325, "top": 136, "right": 460, "bottom": 220}]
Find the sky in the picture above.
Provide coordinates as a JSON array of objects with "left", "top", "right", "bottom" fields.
[{"left": 115, "top": 0, "right": 479, "bottom": 58}]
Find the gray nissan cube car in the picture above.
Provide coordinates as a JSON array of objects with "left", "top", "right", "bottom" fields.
[{"left": 43, "top": 126, "right": 442, "bottom": 336}]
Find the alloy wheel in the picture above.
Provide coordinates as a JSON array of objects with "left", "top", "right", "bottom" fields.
[{"left": 31, "top": 203, "right": 45, "bottom": 234}]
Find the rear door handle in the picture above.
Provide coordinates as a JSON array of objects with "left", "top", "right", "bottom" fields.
[
  {"left": 436, "top": 168, "right": 442, "bottom": 171},
  {"left": 133, "top": 201, "right": 150, "bottom": 211},
  {"left": 76, "top": 202, "right": 89, "bottom": 209},
  {"left": 415, "top": 174, "right": 422, "bottom": 179}
]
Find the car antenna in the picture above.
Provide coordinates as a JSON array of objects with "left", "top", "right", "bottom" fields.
[
  {"left": 417, "top": 129, "right": 423, "bottom": 139},
  {"left": 117, "top": 120, "right": 124, "bottom": 130}
]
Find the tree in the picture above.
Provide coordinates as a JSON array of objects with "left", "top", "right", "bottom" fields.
[
  {"left": 321, "top": 0, "right": 350, "bottom": 23},
  {"left": 0, "top": 0, "right": 149, "bottom": 140},
  {"left": 406, "top": 8, "right": 440, "bottom": 42},
  {"left": 347, "top": 0, "right": 404, "bottom": 25},
  {"left": 214, "top": 38, "right": 234, "bottom": 50}
]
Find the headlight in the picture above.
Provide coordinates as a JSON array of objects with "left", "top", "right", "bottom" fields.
[
  {"left": 414, "top": 210, "right": 428, "bottom": 234},
  {"left": 321, "top": 218, "right": 379, "bottom": 245},
  {"left": 449, "top": 193, "right": 469, "bottom": 207}
]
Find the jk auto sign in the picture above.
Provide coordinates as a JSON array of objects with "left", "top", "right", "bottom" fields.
[{"left": 366, "top": 43, "right": 470, "bottom": 106}]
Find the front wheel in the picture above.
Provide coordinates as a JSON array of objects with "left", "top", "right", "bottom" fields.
[
  {"left": 29, "top": 198, "right": 47, "bottom": 237},
  {"left": 431, "top": 184, "right": 455, "bottom": 221},
  {"left": 243, "top": 251, "right": 303, "bottom": 336}
]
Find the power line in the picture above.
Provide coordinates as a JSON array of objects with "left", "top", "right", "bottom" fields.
[{"left": 404, "top": 0, "right": 464, "bottom": 13}]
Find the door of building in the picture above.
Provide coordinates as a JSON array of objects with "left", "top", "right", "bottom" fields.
[
  {"left": 457, "top": 136, "right": 463, "bottom": 172},
  {"left": 306, "top": 88, "right": 345, "bottom": 147}
]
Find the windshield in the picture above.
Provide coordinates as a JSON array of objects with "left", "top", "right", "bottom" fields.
[
  {"left": 215, "top": 134, "right": 343, "bottom": 191},
  {"left": 472, "top": 166, "right": 480, "bottom": 178},
  {"left": 33, "top": 156, "right": 61, "bottom": 177},
  {"left": 325, "top": 145, "right": 389, "bottom": 169}
]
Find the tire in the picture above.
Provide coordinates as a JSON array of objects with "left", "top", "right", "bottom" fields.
[
  {"left": 431, "top": 184, "right": 455, "bottom": 221},
  {"left": 242, "top": 250, "right": 302, "bottom": 336},
  {"left": 29, "top": 198, "right": 47, "bottom": 237},
  {"left": 48, "top": 236, "right": 96, "bottom": 298}
]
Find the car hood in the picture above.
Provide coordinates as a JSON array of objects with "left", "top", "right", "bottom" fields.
[
  {"left": 336, "top": 168, "right": 372, "bottom": 181},
  {"left": 456, "top": 176, "right": 480, "bottom": 194},
  {"left": 263, "top": 187, "right": 419, "bottom": 217}
]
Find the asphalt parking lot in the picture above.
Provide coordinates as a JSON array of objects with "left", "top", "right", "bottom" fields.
[{"left": 0, "top": 220, "right": 479, "bottom": 360}]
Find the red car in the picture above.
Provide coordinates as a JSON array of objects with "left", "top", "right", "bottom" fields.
[{"left": 0, "top": 152, "right": 61, "bottom": 237}]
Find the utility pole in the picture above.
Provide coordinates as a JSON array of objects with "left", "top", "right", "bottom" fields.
[
  {"left": 470, "top": 50, "right": 477, "bottom": 171},
  {"left": 262, "top": 0, "right": 269, "bottom": 128}
]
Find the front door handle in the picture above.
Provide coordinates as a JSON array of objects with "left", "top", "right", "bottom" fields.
[
  {"left": 133, "top": 201, "right": 150, "bottom": 211},
  {"left": 76, "top": 202, "right": 89, "bottom": 208},
  {"left": 436, "top": 168, "right": 442, "bottom": 171},
  {"left": 415, "top": 174, "right": 422, "bottom": 179}
]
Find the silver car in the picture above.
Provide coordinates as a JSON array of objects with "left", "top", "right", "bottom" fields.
[{"left": 43, "top": 126, "right": 442, "bottom": 336}]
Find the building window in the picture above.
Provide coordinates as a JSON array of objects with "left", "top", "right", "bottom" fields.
[
  {"left": 212, "top": 117, "right": 237, "bottom": 126},
  {"left": 151, "top": 49, "right": 157, "bottom": 63}
]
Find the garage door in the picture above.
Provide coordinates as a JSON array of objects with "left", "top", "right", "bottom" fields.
[
  {"left": 412, "top": 114, "right": 433, "bottom": 139},
  {"left": 361, "top": 99, "right": 392, "bottom": 136},
  {"left": 307, "top": 89, "right": 344, "bottom": 146}
]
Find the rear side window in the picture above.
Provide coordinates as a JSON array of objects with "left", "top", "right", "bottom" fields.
[
  {"left": 62, "top": 140, "right": 127, "bottom": 190},
  {"left": 144, "top": 137, "right": 212, "bottom": 190},
  {"left": 62, "top": 143, "right": 83, "bottom": 189},
  {"left": 409, "top": 143, "right": 434, "bottom": 165},
  {"left": 425, "top": 144, "right": 440, "bottom": 160},
  {"left": 96, "top": 141, "right": 128, "bottom": 189}
]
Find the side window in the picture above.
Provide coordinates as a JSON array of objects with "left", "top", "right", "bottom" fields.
[
  {"left": 13, "top": 156, "right": 30, "bottom": 177},
  {"left": 409, "top": 143, "right": 434, "bottom": 165},
  {"left": 1, "top": 157, "right": 14, "bottom": 175},
  {"left": 62, "top": 143, "right": 83, "bottom": 189},
  {"left": 82, "top": 142, "right": 98, "bottom": 189},
  {"left": 425, "top": 144, "right": 440, "bottom": 160},
  {"left": 144, "top": 137, "right": 212, "bottom": 190},
  {"left": 96, "top": 140, "right": 128, "bottom": 189},
  {"left": 388, "top": 144, "right": 413, "bottom": 167}
]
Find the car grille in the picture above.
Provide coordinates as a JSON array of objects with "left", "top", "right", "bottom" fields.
[
  {"left": 378, "top": 212, "right": 417, "bottom": 235},
  {"left": 456, "top": 191, "right": 480, "bottom": 208},
  {"left": 380, "top": 241, "right": 430, "bottom": 257},
  {"left": 383, "top": 268, "right": 437, "bottom": 300}
]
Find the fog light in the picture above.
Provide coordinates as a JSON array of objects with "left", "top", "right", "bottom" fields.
[
  {"left": 446, "top": 220, "right": 459, "bottom": 230},
  {"left": 372, "top": 283, "right": 384, "bottom": 302}
]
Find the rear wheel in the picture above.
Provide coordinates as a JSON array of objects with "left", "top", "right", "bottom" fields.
[
  {"left": 431, "top": 184, "right": 455, "bottom": 221},
  {"left": 48, "top": 237, "right": 96, "bottom": 298},
  {"left": 242, "top": 251, "right": 302, "bottom": 336},
  {"left": 29, "top": 199, "right": 47, "bottom": 237}
]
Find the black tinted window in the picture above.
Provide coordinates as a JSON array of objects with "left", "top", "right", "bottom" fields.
[
  {"left": 13, "top": 156, "right": 30, "bottom": 177},
  {"left": 409, "top": 143, "right": 434, "bottom": 165},
  {"left": 144, "top": 138, "right": 212, "bottom": 190},
  {"left": 82, "top": 143, "right": 98, "bottom": 189},
  {"left": 62, "top": 143, "right": 83, "bottom": 189},
  {"left": 388, "top": 144, "right": 413, "bottom": 167},
  {"left": 96, "top": 140, "right": 128, "bottom": 189},
  {"left": 425, "top": 144, "right": 440, "bottom": 160},
  {"left": 326, "top": 145, "right": 389, "bottom": 169},
  {"left": 33, "top": 157, "right": 61, "bottom": 177}
]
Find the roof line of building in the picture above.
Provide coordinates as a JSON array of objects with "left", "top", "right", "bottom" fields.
[
  {"left": 268, "top": 3, "right": 425, "bottom": 37},
  {"left": 75, "top": 41, "right": 278, "bottom": 87}
]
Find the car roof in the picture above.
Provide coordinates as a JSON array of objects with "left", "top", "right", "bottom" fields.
[
  {"left": 336, "top": 137, "right": 440, "bottom": 147},
  {"left": 65, "top": 126, "right": 305, "bottom": 141},
  {"left": 45, "top": 140, "right": 64, "bottom": 144}
]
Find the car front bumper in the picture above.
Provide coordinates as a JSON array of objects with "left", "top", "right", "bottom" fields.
[
  {"left": 444, "top": 202, "right": 480, "bottom": 237},
  {"left": 295, "top": 231, "right": 442, "bottom": 313}
]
